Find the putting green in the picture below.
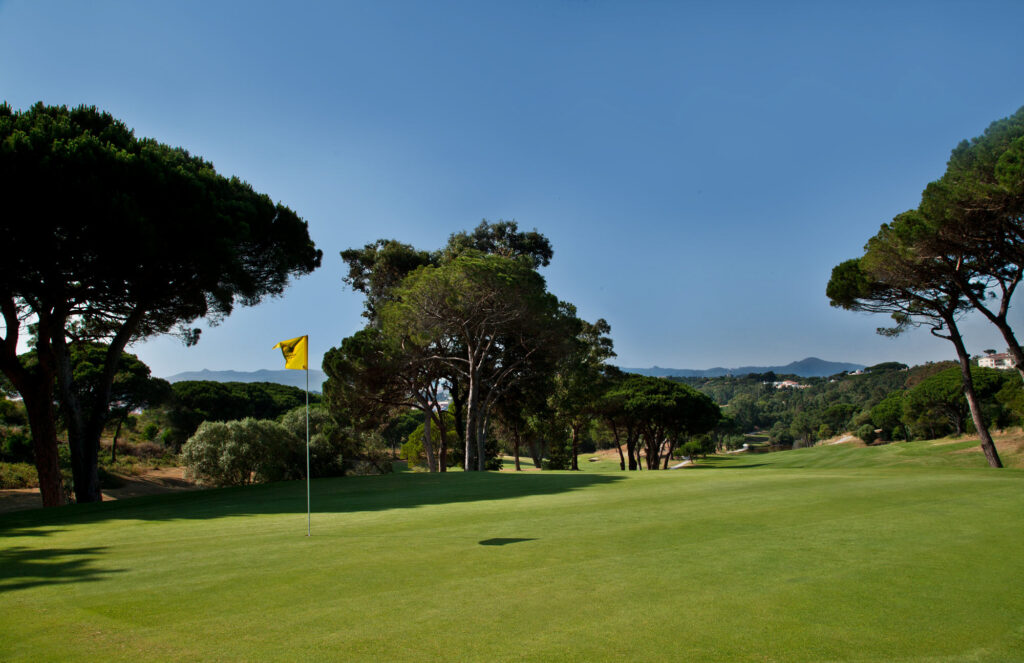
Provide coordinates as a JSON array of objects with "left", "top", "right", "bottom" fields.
[{"left": 2, "top": 460, "right": 1022, "bottom": 661}]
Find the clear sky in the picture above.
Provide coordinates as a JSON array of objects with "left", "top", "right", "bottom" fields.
[{"left": 2, "top": 0, "right": 1022, "bottom": 377}]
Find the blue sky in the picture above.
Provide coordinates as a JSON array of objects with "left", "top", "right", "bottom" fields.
[{"left": 2, "top": 1, "right": 1022, "bottom": 377}]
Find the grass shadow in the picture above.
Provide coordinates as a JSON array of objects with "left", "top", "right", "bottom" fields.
[
  {"left": 478, "top": 537, "right": 537, "bottom": 546},
  {"left": 0, "top": 545, "right": 123, "bottom": 594},
  {"left": 0, "top": 471, "right": 625, "bottom": 534}
]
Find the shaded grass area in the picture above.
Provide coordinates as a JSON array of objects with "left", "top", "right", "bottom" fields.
[{"left": 2, "top": 457, "right": 1023, "bottom": 661}]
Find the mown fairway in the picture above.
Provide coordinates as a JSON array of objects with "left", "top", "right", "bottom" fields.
[{"left": 2, "top": 449, "right": 1023, "bottom": 662}]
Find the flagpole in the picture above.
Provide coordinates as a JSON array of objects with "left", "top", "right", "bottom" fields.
[{"left": 306, "top": 357, "right": 311, "bottom": 537}]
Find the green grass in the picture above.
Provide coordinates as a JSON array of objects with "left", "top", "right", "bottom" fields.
[
  {"left": 2, "top": 445, "right": 1023, "bottom": 662},
  {"left": 699, "top": 435, "right": 1024, "bottom": 470}
]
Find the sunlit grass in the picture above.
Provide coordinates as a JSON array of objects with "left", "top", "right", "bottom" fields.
[{"left": 2, "top": 443, "right": 1022, "bottom": 662}]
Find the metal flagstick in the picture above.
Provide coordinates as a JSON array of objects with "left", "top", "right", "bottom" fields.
[{"left": 306, "top": 359, "right": 311, "bottom": 537}]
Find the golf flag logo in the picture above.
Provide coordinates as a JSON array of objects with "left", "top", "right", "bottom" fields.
[{"left": 273, "top": 335, "right": 308, "bottom": 370}]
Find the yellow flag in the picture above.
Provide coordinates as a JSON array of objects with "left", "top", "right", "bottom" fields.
[{"left": 273, "top": 335, "right": 308, "bottom": 370}]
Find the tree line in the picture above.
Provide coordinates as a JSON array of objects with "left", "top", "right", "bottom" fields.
[
  {"left": 676, "top": 361, "right": 1022, "bottom": 449},
  {"left": 4, "top": 100, "right": 1022, "bottom": 502},
  {"left": 322, "top": 221, "right": 722, "bottom": 474},
  {"left": 0, "top": 103, "right": 721, "bottom": 503}
]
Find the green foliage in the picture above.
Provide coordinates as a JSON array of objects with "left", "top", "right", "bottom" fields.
[
  {"left": 168, "top": 381, "right": 318, "bottom": 446},
  {"left": 996, "top": 381, "right": 1024, "bottom": 427},
  {"left": 401, "top": 412, "right": 458, "bottom": 470},
  {"left": 0, "top": 399, "right": 26, "bottom": 426},
  {"left": 67, "top": 343, "right": 171, "bottom": 427},
  {"left": 767, "top": 421, "right": 793, "bottom": 447},
  {"left": 856, "top": 426, "right": 880, "bottom": 446},
  {"left": 0, "top": 462, "right": 38, "bottom": 488},
  {"left": 381, "top": 410, "right": 422, "bottom": 453},
  {"left": 789, "top": 411, "right": 817, "bottom": 448},
  {"left": 867, "top": 362, "right": 909, "bottom": 372},
  {"left": 278, "top": 404, "right": 351, "bottom": 478},
  {"left": 442, "top": 219, "right": 554, "bottom": 268},
  {"left": 856, "top": 423, "right": 877, "bottom": 444},
  {"left": 180, "top": 418, "right": 303, "bottom": 487},
  {"left": 902, "top": 366, "right": 1012, "bottom": 438},
  {"left": 0, "top": 101, "right": 322, "bottom": 503},
  {"left": 871, "top": 391, "right": 906, "bottom": 441},
  {"left": 678, "top": 363, "right": 960, "bottom": 446},
  {"left": 544, "top": 435, "right": 572, "bottom": 470},
  {"left": 0, "top": 429, "right": 33, "bottom": 463}
]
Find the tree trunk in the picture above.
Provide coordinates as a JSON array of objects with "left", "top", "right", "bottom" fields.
[
  {"left": 626, "top": 432, "right": 637, "bottom": 471},
  {"left": 436, "top": 411, "right": 448, "bottom": 472},
  {"left": 611, "top": 426, "right": 626, "bottom": 471},
  {"left": 54, "top": 340, "right": 103, "bottom": 503},
  {"left": 476, "top": 412, "right": 487, "bottom": 472},
  {"left": 528, "top": 436, "right": 543, "bottom": 468},
  {"left": 111, "top": 415, "right": 125, "bottom": 463},
  {"left": 947, "top": 315, "right": 1003, "bottom": 468},
  {"left": 0, "top": 305, "right": 64, "bottom": 507},
  {"left": 422, "top": 407, "right": 437, "bottom": 472},
  {"left": 21, "top": 387, "right": 65, "bottom": 507},
  {"left": 513, "top": 425, "right": 521, "bottom": 471},
  {"left": 570, "top": 423, "right": 580, "bottom": 471},
  {"left": 464, "top": 373, "right": 477, "bottom": 471}
]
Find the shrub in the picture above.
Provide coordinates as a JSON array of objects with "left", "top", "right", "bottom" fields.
[
  {"left": 0, "top": 399, "right": 27, "bottom": 426},
  {"left": 0, "top": 462, "right": 38, "bottom": 489},
  {"left": 544, "top": 437, "right": 571, "bottom": 470},
  {"left": 181, "top": 418, "right": 303, "bottom": 486},
  {"left": 1, "top": 429, "right": 34, "bottom": 463},
  {"left": 142, "top": 422, "right": 160, "bottom": 441},
  {"left": 279, "top": 404, "right": 350, "bottom": 477},
  {"left": 856, "top": 423, "right": 877, "bottom": 444},
  {"left": 400, "top": 412, "right": 460, "bottom": 470}
]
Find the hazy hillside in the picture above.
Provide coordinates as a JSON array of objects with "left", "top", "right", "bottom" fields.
[
  {"left": 622, "top": 357, "right": 865, "bottom": 378},
  {"left": 165, "top": 368, "right": 327, "bottom": 393}
]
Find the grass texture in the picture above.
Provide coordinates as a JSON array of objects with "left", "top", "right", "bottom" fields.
[{"left": 2, "top": 444, "right": 1023, "bottom": 661}]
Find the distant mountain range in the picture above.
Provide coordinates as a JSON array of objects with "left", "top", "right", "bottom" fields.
[
  {"left": 165, "top": 368, "right": 327, "bottom": 393},
  {"left": 621, "top": 357, "right": 865, "bottom": 379},
  {"left": 164, "top": 357, "right": 862, "bottom": 392}
]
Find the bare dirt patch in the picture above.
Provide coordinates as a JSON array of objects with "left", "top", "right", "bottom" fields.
[{"left": 0, "top": 466, "right": 199, "bottom": 515}]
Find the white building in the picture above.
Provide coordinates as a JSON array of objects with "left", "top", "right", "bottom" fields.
[{"left": 979, "top": 352, "right": 1015, "bottom": 370}]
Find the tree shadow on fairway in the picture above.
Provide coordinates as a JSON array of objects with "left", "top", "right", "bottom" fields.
[
  {"left": 479, "top": 537, "right": 536, "bottom": 546},
  {"left": 0, "top": 545, "right": 123, "bottom": 594},
  {"left": 0, "top": 471, "right": 624, "bottom": 533}
]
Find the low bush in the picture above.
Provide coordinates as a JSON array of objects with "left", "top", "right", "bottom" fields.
[
  {"left": 0, "top": 462, "right": 38, "bottom": 489},
  {"left": 857, "top": 423, "right": 878, "bottom": 444},
  {"left": 181, "top": 418, "right": 303, "bottom": 487},
  {"left": 1, "top": 429, "right": 34, "bottom": 463}
]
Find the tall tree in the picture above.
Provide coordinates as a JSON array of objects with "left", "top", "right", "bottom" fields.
[
  {"left": 443, "top": 219, "right": 554, "bottom": 269},
  {"left": 827, "top": 257, "right": 1003, "bottom": 467},
  {"left": 0, "top": 102, "right": 322, "bottom": 504},
  {"left": 341, "top": 240, "right": 436, "bottom": 322},
  {"left": 551, "top": 316, "right": 615, "bottom": 471},
  {"left": 910, "top": 107, "right": 1024, "bottom": 380},
  {"left": 322, "top": 328, "right": 449, "bottom": 472},
  {"left": 601, "top": 374, "right": 720, "bottom": 470},
  {"left": 381, "top": 252, "right": 570, "bottom": 470},
  {"left": 68, "top": 344, "right": 171, "bottom": 463}
]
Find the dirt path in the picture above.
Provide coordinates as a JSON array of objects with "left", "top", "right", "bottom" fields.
[{"left": 0, "top": 466, "right": 199, "bottom": 515}]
